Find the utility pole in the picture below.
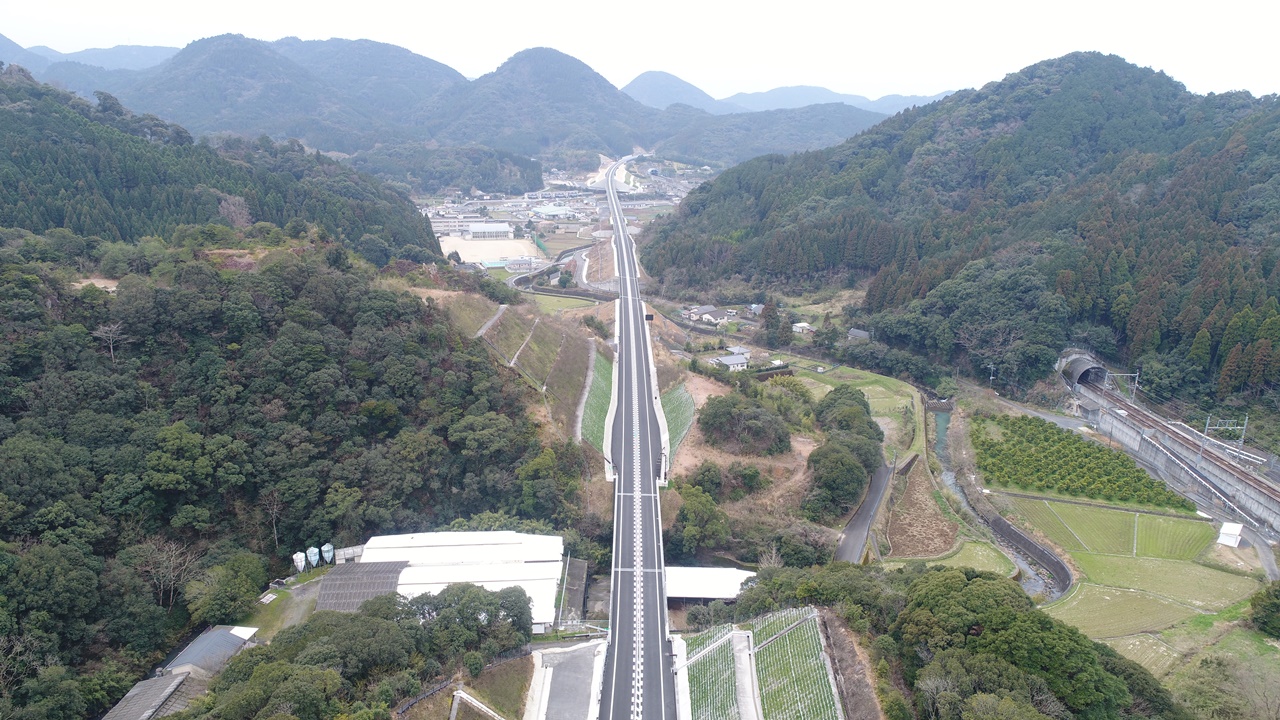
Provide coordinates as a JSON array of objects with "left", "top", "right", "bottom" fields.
[
  {"left": 1107, "top": 370, "right": 1140, "bottom": 402},
  {"left": 987, "top": 363, "right": 996, "bottom": 388},
  {"left": 1199, "top": 414, "right": 1249, "bottom": 467}
]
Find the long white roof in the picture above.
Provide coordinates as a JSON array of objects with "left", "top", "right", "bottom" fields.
[
  {"left": 359, "top": 531, "right": 565, "bottom": 625},
  {"left": 665, "top": 567, "right": 755, "bottom": 600}
]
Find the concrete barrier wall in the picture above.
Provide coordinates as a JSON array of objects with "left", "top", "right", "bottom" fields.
[{"left": 1079, "top": 385, "right": 1280, "bottom": 532}]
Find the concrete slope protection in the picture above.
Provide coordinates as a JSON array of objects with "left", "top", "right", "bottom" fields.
[{"left": 600, "top": 157, "right": 678, "bottom": 720}]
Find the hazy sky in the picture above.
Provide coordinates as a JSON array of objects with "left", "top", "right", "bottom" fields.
[{"left": 5, "top": 0, "right": 1278, "bottom": 99}]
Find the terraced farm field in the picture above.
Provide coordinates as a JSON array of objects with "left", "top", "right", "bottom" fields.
[
  {"left": 755, "top": 616, "right": 841, "bottom": 720},
  {"left": 1050, "top": 503, "right": 1135, "bottom": 555},
  {"left": 1047, "top": 583, "right": 1197, "bottom": 636},
  {"left": 1136, "top": 514, "right": 1217, "bottom": 560},
  {"left": 1071, "top": 553, "right": 1258, "bottom": 611},
  {"left": 581, "top": 351, "right": 613, "bottom": 451}
]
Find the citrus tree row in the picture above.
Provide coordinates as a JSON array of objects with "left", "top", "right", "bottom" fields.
[{"left": 973, "top": 415, "right": 1193, "bottom": 509}]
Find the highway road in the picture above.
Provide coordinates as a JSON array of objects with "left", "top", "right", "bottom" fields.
[{"left": 599, "top": 157, "right": 677, "bottom": 720}]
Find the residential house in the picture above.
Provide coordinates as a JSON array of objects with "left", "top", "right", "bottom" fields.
[
  {"left": 746, "top": 304, "right": 765, "bottom": 317},
  {"left": 713, "top": 354, "right": 749, "bottom": 372},
  {"left": 685, "top": 305, "right": 716, "bottom": 321},
  {"left": 792, "top": 322, "right": 814, "bottom": 334},
  {"left": 726, "top": 345, "right": 751, "bottom": 360},
  {"left": 701, "top": 309, "right": 729, "bottom": 325}
]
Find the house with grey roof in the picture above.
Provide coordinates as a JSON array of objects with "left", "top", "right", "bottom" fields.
[
  {"left": 712, "top": 354, "right": 749, "bottom": 372},
  {"left": 725, "top": 345, "right": 751, "bottom": 360},
  {"left": 102, "top": 626, "right": 257, "bottom": 720}
]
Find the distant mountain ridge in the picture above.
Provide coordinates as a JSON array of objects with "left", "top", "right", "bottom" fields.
[
  {"left": 26, "top": 43, "right": 178, "bottom": 70},
  {"left": 623, "top": 71, "right": 747, "bottom": 115},
  {"left": 724, "top": 85, "right": 953, "bottom": 115},
  {"left": 6, "top": 32, "right": 890, "bottom": 179}
]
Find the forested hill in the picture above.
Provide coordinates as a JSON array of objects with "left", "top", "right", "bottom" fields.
[
  {"left": 0, "top": 66, "right": 439, "bottom": 260},
  {"left": 0, "top": 222, "right": 596, "bottom": 715},
  {"left": 644, "top": 52, "right": 1280, "bottom": 393}
]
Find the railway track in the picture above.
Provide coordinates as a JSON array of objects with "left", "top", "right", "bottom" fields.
[{"left": 1083, "top": 381, "right": 1280, "bottom": 506}]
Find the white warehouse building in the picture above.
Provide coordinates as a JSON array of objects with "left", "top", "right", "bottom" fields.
[{"left": 317, "top": 531, "right": 565, "bottom": 632}]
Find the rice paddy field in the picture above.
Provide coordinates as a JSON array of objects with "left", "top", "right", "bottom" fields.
[
  {"left": 1014, "top": 495, "right": 1262, "bottom": 649},
  {"left": 1010, "top": 497, "right": 1217, "bottom": 559},
  {"left": 1048, "top": 583, "right": 1199, "bottom": 637},
  {"left": 1102, "top": 634, "right": 1182, "bottom": 677}
]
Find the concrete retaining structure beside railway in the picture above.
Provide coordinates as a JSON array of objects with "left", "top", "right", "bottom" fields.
[{"left": 1076, "top": 384, "right": 1280, "bottom": 533}]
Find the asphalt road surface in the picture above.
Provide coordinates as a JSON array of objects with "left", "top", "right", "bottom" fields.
[
  {"left": 835, "top": 464, "right": 893, "bottom": 563},
  {"left": 599, "top": 157, "right": 677, "bottom": 720}
]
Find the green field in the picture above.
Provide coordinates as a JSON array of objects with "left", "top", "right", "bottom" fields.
[
  {"left": 1136, "top": 513, "right": 1218, "bottom": 560},
  {"left": 1047, "top": 583, "right": 1197, "bottom": 637},
  {"left": 1011, "top": 498, "right": 1215, "bottom": 560},
  {"left": 582, "top": 351, "right": 613, "bottom": 451},
  {"left": 938, "top": 542, "right": 1016, "bottom": 575},
  {"left": 662, "top": 384, "right": 696, "bottom": 457},
  {"left": 755, "top": 617, "right": 841, "bottom": 720},
  {"left": 1010, "top": 498, "right": 1089, "bottom": 552},
  {"left": 1050, "top": 503, "right": 1135, "bottom": 555},
  {"left": 881, "top": 541, "right": 1016, "bottom": 576},
  {"left": 1071, "top": 553, "right": 1259, "bottom": 611},
  {"left": 687, "top": 634, "right": 739, "bottom": 720},
  {"left": 784, "top": 359, "right": 925, "bottom": 455},
  {"left": 531, "top": 293, "right": 596, "bottom": 313},
  {"left": 1102, "top": 634, "right": 1181, "bottom": 677}
]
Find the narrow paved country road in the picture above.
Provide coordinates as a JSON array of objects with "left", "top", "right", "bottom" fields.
[
  {"left": 599, "top": 156, "right": 677, "bottom": 720},
  {"left": 835, "top": 464, "right": 893, "bottom": 563}
]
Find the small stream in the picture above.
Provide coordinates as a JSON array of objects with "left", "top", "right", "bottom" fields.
[{"left": 933, "top": 411, "right": 1051, "bottom": 599}]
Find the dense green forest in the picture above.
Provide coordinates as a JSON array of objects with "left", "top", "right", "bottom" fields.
[
  {"left": 0, "top": 66, "right": 439, "bottom": 260},
  {"left": 0, "top": 223, "right": 601, "bottom": 716},
  {"left": 347, "top": 145, "right": 544, "bottom": 196},
  {"left": 175, "top": 587, "right": 533, "bottom": 720},
  {"left": 699, "top": 563, "right": 1191, "bottom": 720},
  {"left": 643, "top": 53, "right": 1280, "bottom": 409}
]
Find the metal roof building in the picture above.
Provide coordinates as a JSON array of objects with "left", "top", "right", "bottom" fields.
[
  {"left": 166, "top": 626, "right": 257, "bottom": 679},
  {"left": 665, "top": 567, "right": 756, "bottom": 600},
  {"left": 315, "top": 561, "right": 408, "bottom": 612},
  {"left": 101, "top": 674, "right": 195, "bottom": 720},
  {"left": 102, "top": 626, "right": 256, "bottom": 720},
  {"left": 315, "top": 531, "right": 565, "bottom": 631}
]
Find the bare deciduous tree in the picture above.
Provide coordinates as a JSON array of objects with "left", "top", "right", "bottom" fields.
[
  {"left": 129, "top": 538, "right": 201, "bottom": 610},
  {"left": 91, "top": 322, "right": 132, "bottom": 365}
]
